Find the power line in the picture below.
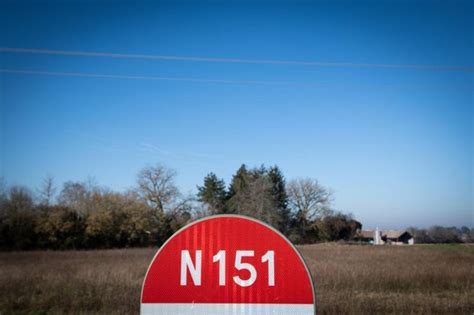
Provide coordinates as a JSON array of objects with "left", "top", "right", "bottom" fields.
[
  {"left": 0, "top": 69, "right": 329, "bottom": 87},
  {"left": 1, "top": 47, "right": 472, "bottom": 72},
  {"left": 1, "top": 69, "right": 472, "bottom": 91}
]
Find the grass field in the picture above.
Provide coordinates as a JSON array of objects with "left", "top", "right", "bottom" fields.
[{"left": 0, "top": 244, "right": 473, "bottom": 314}]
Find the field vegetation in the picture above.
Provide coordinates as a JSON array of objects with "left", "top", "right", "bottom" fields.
[{"left": 1, "top": 243, "right": 473, "bottom": 314}]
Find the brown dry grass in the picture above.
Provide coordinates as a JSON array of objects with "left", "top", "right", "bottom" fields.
[
  {"left": 300, "top": 244, "right": 474, "bottom": 314},
  {"left": 0, "top": 244, "right": 473, "bottom": 314}
]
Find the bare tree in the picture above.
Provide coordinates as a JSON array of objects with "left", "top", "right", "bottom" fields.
[
  {"left": 7, "top": 186, "right": 34, "bottom": 213},
  {"left": 287, "top": 178, "right": 333, "bottom": 221},
  {"left": 241, "top": 176, "right": 281, "bottom": 227},
  {"left": 58, "top": 181, "right": 95, "bottom": 215},
  {"left": 0, "top": 177, "right": 6, "bottom": 194},
  {"left": 38, "top": 175, "right": 56, "bottom": 206},
  {"left": 136, "top": 164, "right": 180, "bottom": 214},
  {"left": 228, "top": 174, "right": 281, "bottom": 227},
  {"left": 0, "top": 177, "right": 7, "bottom": 206}
]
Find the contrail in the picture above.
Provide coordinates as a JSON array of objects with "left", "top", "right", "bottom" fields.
[
  {"left": 0, "top": 69, "right": 329, "bottom": 87},
  {"left": 1, "top": 47, "right": 472, "bottom": 72},
  {"left": 2, "top": 69, "right": 473, "bottom": 91}
]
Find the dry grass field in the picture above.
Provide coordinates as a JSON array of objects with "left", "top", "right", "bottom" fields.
[{"left": 0, "top": 244, "right": 473, "bottom": 314}]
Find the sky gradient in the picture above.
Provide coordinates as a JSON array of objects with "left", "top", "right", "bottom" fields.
[{"left": 1, "top": 0, "right": 473, "bottom": 229}]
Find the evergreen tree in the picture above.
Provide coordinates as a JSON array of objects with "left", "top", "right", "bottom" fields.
[
  {"left": 197, "top": 173, "right": 227, "bottom": 214},
  {"left": 227, "top": 164, "right": 250, "bottom": 200},
  {"left": 268, "top": 166, "right": 291, "bottom": 234}
]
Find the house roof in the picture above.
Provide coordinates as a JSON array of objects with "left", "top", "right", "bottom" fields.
[
  {"left": 356, "top": 230, "right": 412, "bottom": 239},
  {"left": 383, "top": 230, "right": 406, "bottom": 239},
  {"left": 357, "top": 230, "right": 375, "bottom": 238},
  {"left": 382, "top": 230, "right": 413, "bottom": 238}
]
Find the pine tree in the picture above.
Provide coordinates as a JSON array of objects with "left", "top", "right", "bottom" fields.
[
  {"left": 268, "top": 166, "right": 291, "bottom": 234},
  {"left": 197, "top": 173, "right": 227, "bottom": 214},
  {"left": 227, "top": 164, "right": 249, "bottom": 200}
]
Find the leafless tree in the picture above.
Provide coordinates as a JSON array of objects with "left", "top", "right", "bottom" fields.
[
  {"left": 287, "top": 178, "right": 333, "bottom": 221},
  {"left": 0, "top": 177, "right": 6, "bottom": 193},
  {"left": 0, "top": 177, "right": 7, "bottom": 205},
  {"left": 136, "top": 164, "right": 180, "bottom": 214},
  {"left": 229, "top": 175, "right": 281, "bottom": 227},
  {"left": 38, "top": 175, "right": 56, "bottom": 206},
  {"left": 57, "top": 180, "right": 99, "bottom": 215}
]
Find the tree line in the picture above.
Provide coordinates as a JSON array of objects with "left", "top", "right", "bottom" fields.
[
  {"left": 0, "top": 163, "right": 363, "bottom": 250},
  {"left": 407, "top": 226, "right": 474, "bottom": 244}
]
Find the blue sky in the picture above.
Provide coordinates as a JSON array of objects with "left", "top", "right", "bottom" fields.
[{"left": 1, "top": 0, "right": 472, "bottom": 229}]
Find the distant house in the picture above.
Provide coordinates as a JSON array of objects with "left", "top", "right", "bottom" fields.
[
  {"left": 355, "top": 230, "right": 378, "bottom": 244},
  {"left": 354, "top": 229, "right": 414, "bottom": 245},
  {"left": 382, "top": 230, "right": 414, "bottom": 245}
]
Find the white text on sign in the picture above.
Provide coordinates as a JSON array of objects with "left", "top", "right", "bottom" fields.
[{"left": 180, "top": 250, "right": 275, "bottom": 287}]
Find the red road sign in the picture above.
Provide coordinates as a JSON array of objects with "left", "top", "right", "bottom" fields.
[{"left": 141, "top": 215, "right": 316, "bottom": 314}]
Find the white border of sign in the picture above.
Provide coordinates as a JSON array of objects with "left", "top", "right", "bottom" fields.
[{"left": 140, "top": 214, "right": 317, "bottom": 315}]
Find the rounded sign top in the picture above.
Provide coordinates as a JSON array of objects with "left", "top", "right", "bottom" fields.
[{"left": 141, "top": 215, "right": 315, "bottom": 314}]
